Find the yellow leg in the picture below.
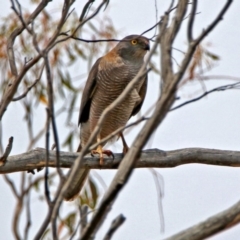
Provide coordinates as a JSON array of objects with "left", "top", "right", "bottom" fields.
[
  {"left": 91, "top": 136, "right": 114, "bottom": 165},
  {"left": 120, "top": 132, "right": 129, "bottom": 155}
]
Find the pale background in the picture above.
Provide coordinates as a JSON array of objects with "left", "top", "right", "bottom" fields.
[{"left": 1, "top": 1, "right": 240, "bottom": 239}]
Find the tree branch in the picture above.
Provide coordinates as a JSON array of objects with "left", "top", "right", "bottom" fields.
[
  {"left": 187, "top": 0, "right": 197, "bottom": 42},
  {"left": 170, "top": 81, "right": 240, "bottom": 111},
  {"left": 0, "top": 136, "right": 14, "bottom": 166},
  {"left": 1, "top": 147, "right": 240, "bottom": 174},
  {"left": 103, "top": 214, "right": 126, "bottom": 240},
  {"left": 165, "top": 200, "right": 240, "bottom": 240}
]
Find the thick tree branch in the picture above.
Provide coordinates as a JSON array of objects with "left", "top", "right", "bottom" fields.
[
  {"left": 1, "top": 147, "right": 240, "bottom": 174},
  {"left": 165, "top": 200, "right": 240, "bottom": 240}
]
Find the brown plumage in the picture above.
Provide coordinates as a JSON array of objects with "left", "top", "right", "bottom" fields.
[{"left": 64, "top": 35, "right": 150, "bottom": 201}]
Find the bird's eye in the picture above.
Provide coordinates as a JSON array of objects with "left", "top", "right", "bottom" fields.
[{"left": 131, "top": 39, "right": 138, "bottom": 45}]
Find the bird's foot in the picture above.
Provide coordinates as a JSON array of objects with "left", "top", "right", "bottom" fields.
[{"left": 91, "top": 147, "right": 114, "bottom": 165}]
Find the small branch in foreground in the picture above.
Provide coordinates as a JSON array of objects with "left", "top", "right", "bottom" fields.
[
  {"left": 165, "top": 200, "right": 240, "bottom": 240},
  {"left": 80, "top": 205, "right": 88, "bottom": 237},
  {"left": 103, "top": 214, "right": 126, "bottom": 240},
  {"left": 89, "top": 117, "right": 149, "bottom": 151},
  {"left": 170, "top": 81, "right": 240, "bottom": 111},
  {"left": 0, "top": 136, "right": 14, "bottom": 166}
]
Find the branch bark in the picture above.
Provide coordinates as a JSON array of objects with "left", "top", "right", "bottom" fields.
[
  {"left": 165, "top": 200, "right": 240, "bottom": 240},
  {"left": 1, "top": 147, "right": 240, "bottom": 174}
]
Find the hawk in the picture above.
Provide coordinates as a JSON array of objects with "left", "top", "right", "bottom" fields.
[{"left": 64, "top": 35, "right": 149, "bottom": 200}]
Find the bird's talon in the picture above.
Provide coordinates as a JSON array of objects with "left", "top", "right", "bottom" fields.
[{"left": 91, "top": 148, "right": 114, "bottom": 165}]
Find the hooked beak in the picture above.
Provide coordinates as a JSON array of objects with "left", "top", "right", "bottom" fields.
[
  {"left": 143, "top": 39, "right": 150, "bottom": 50},
  {"left": 144, "top": 43, "right": 150, "bottom": 50}
]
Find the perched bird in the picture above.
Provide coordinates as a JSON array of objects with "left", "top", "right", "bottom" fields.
[{"left": 64, "top": 35, "right": 150, "bottom": 201}]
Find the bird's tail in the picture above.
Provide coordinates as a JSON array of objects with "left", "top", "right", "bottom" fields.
[{"left": 64, "top": 143, "right": 90, "bottom": 201}]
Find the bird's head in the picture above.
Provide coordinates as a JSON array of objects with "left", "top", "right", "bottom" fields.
[{"left": 115, "top": 35, "right": 150, "bottom": 61}]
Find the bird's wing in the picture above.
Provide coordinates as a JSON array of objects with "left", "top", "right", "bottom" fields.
[
  {"left": 78, "top": 57, "right": 102, "bottom": 125},
  {"left": 131, "top": 73, "right": 148, "bottom": 116}
]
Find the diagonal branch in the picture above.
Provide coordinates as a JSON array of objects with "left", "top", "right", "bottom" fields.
[
  {"left": 103, "top": 214, "right": 126, "bottom": 240},
  {"left": 7, "top": 0, "right": 49, "bottom": 77},
  {"left": 165, "top": 200, "right": 240, "bottom": 240},
  {"left": 170, "top": 81, "right": 240, "bottom": 111},
  {"left": 12, "top": 63, "right": 45, "bottom": 101}
]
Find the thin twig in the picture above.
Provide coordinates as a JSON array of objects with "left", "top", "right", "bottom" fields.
[
  {"left": 187, "top": 0, "right": 198, "bottom": 42},
  {"left": 23, "top": 176, "right": 32, "bottom": 240},
  {"left": 45, "top": 108, "right": 51, "bottom": 204},
  {"left": 80, "top": 205, "right": 88, "bottom": 236},
  {"left": 12, "top": 64, "right": 44, "bottom": 101},
  {"left": 103, "top": 214, "right": 126, "bottom": 240},
  {"left": 89, "top": 117, "right": 149, "bottom": 151},
  {"left": 0, "top": 136, "right": 14, "bottom": 165},
  {"left": 3, "top": 174, "right": 19, "bottom": 198},
  {"left": 141, "top": 19, "right": 162, "bottom": 36},
  {"left": 149, "top": 169, "right": 165, "bottom": 232},
  {"left": 170, "top": 81, "right": 240, "bottom": 111},
  {"left": 44, "top": 55, "right": 63, "bottom": 178}
]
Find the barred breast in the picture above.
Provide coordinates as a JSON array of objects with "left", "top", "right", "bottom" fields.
[{"left": 89, "top": 60, "right": 144, "bottom": 142}]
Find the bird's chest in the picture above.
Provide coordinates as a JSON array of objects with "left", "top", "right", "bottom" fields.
[
  {"left": 96, "top": 63, "right": 141, "bottom": 94},
  {"left": 89, "top": 62, "right": 143, "bottom": 135}
]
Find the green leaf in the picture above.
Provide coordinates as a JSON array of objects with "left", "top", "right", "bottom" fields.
[
  {"left": 204, "top": 50, "right": 220, "bottom": 61},
  {"left": 64, "top": 212, "right": 76, "bottom": 234},
  {"left": 89, "top": 177, "right": 98, "bottom": 209}
]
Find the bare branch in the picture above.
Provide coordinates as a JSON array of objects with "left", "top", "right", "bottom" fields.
[
  {"left": 0, "top": 136, "right": 14, "bottom": 166},
  {"left": 103, "top": 214, "right": 126, "bottom": 240},
  {"left": 89, "top": 117, "right": 149, "bottom": 151},
  {"left": 3, "top": 174, "right": 19, "bottom": 198},
  {"left": 43, "top": 54, "right": 63, "bottom": 239},
  {"left": 52, "top": 1, "right": 112, "bottom": 48},
  {"left": 23, "top": 177, "right": 32, "bottom": 240},
  {"left": 149, "top": 169, "right": 164, "bottom": 232},
  {"left": 0, "top": 53, "right": 42, "bottom": 121},
  {"left": 187, "top": 0, "right": 198, "bottom": 42},
  {"left": 194, "top": 0, "right": 233, "bottom": 46},
  {"left": 171, "top": 81, "right": 240, "bottom": 111},
  {"left": 10, "top": 0, "right": 32, "bottom": 34},
  {"left": 165, "top": 200, "right": 240, "bottom": 240},
  {"left": 44, "top": 55, "right": 63, "bottom": 178},
  {"left": 6, "top": 0, "right": 49, "bottom": 77},
  {"left": 2, "top": 147, "right": 240, "bottom": 174},
  {"left": 141, "top": 19, "right": 162, "bottom": 36},
  {"left": 12, "top": 64, "right": 44, "bottom": 101},
  {"left": 45, "top": 108, "right": 51, "bottom": 204},
  {"left": 70, "top": 36, "right": 120, "bottom": 43},
  {"left": 80, "top": 205, "right": 88, "bottom": 236}
]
